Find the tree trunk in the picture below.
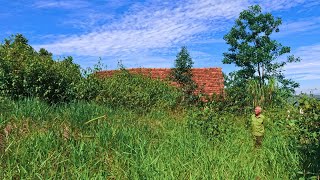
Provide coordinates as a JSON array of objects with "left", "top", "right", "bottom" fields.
[
  {"left": 257, "top": 63, "right": 261, "bottom": 89},
  {"left": 261, "top": 63, "right": 264, "bottom": 85}
]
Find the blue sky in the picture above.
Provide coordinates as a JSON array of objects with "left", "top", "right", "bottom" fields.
[{"left": 0, "top": 0, "right": 320, "bottom": 94}]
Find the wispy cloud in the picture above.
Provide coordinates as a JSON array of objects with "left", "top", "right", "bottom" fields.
[
  {"left": 33, "top": 0, "right": 90, "bottom": 9},
  {"left": 35, "top": 0, "right": 245, "bottom": 56},
  {"left": 61, "top": 11, "right": 114, "bottom": 31},
  {"left": 0, "top": 12, "right": 10, "bottom": 18},
  {"left": 257, "top": 0, "right": 306, "bottom": 10},
  {"left": 193, "top": 38, "right": 225, "bottom": 44},
  {"left": 285, "top": 44, "right": 320, "bottom": 80},
  {"left": 120, "top": 54, "right": 173, "bottom": 69},
  {"left": 189, "top": 50, "right": 222, "bottom": 67},
  {"left": 302, "top": 0, "right": 320, "bottom": 8},
  {"left": 277, "top": 17, "right": 320, "bottom": 36},
  {"left": 32, "top": 0, "right": 311, "bottom": 69}
]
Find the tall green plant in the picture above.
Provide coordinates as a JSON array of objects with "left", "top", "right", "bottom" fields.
[
  {"left": 170, "top": 46, "right": 197, "bottom": 104},
  {"left": 246, "top": 77, "right": 279, "bottom": 107}
]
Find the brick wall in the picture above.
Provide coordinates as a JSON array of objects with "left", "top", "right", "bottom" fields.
[{"left": 96, "top": 68, "right": 224, "bottom": 96}]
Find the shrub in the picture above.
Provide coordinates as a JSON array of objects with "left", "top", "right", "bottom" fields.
[
  {"left": 294, "top": 95, "right": 320, "bottom": 176},
  {"left": 75, "top": 74, "right": 104, "bottom": 101},
  {"left": 75, "top": 62, "right": 106, "bottom": 101},
  {"left": 0, "top": 34, "right": 82, "bottom": 103},
  {"left": 95, "top": 70, "right": 182, "bottom": 112},
  {"left": 187, "top": 107, "right": 233, "bottom": 141}
]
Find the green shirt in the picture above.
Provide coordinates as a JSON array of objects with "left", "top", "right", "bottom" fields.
[{"left": 251, "top": 114, "right": 266, "bottom": 136}]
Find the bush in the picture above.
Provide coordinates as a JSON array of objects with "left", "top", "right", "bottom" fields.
[
  {"left": 0, "top": 34, "right": 82, "bottom": 103},
  {"left": 75, "top": 74, "right": 104, "bottom": 101},
  {"left": 294, "top": 95, "right": 320, "bottom": 176},
  {"left": 75, "top": 63, "right": 105, "bottom": 101},
  {"left": 270, "top": 94, "right": 320, "bottom": 177},
  {"left": 95, "top": 70, "right": 182, "bottom": 112},
  {"left": 187, "top": 107, "right": 233, "bottom": 141}
]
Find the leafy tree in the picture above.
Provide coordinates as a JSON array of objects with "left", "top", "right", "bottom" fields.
[
  {"left": 223, "top": 5, "right": 300, "bottom": 93},
  {"left": 170, "top": 46, "right": 197, "bottom": 103},
  {"left": 38, "top": 48, "right": 53, "bottom": 57},
  {"left": 0, "top": 34, "right": 82, "bottom": 103}
]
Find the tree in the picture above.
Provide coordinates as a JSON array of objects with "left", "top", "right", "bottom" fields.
[
  {"left": 39, "top": 48, "right": 53, "bottom": 58},
  {"left": 223, "top": 5, "right": 300, "bottom": 93},
  {"left": 0, "top": 34, "right": 82, "bottom": 103},
  {"left": 170, "top": 46, "right": 197, "bottom": 103}
]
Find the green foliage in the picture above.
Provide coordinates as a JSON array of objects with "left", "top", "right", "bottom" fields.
[
  {"left": 188, "top": 107, "right": 233, "bottom": 141},
  {"left": 260, "top": 96, "right": 320, "bottom": 178},
  {"left": 75, "top": 60, "right": 106, "bottom": 101},
  {"left": 293, "top": 95, "right": 320, "bottom": 176},
  {"left": 223, "top": 5, "right": 300, "bottom": 93},
  {"left": 0, "top": 96, "right": 14, "bottom": 114},
  {"left": 0, "top": 34, "right": 82, "bottom": 103},
  {"left": 0, "top": 96, "right": 14, "bottom": 126},
  {"left": 170, "top": 46, "right": 198, "bottom": 104},
  {"left": 96, "top": 70, "right": 182, "bottom": 112},
  {"left": 75, "top": 74, "right": 103, "bottom": 101},
  {"left": 245, "top": 77, "right": 291, "bottom": 108},
  {"left": 211, "top": 74, "right": 290, "bottom": 114}
]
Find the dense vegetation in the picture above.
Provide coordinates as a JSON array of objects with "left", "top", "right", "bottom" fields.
[
  {"left": 0, "top": 5, "right": 319, "bottom": 179},
  {"left": 0, "top": 34, "right": 81, "bottom": 103},
  {"left": 0, "top": 98, "right": 315, "bottom": 179}
]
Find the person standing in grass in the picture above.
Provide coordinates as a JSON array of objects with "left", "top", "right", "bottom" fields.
[{"left": 251, "top": 106, "right": 266, "bottom": 148}]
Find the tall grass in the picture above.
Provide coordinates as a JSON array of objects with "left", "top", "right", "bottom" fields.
[{"left": 0, "top": 99, "right": 301, "bottom": 179}]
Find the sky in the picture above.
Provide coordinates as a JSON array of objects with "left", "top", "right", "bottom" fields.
[{"left": 0, "top": 0, "right": 319, "bottom": 94}]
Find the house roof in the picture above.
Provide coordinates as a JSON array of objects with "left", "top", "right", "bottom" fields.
[{"left": 96, "top": 68, "right": 224, "bottom": 96}]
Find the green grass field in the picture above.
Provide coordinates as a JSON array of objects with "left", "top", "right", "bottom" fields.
[{"left": 0, "top": 99, "right": 304, "bottom": 179}]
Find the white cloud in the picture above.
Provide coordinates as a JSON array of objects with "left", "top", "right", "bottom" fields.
[
  {"left": 193, "top": 38, "right": 225, "bottom": 44},
  {"left": 121, "top": 55, "right": 173, "bottom": 69},
  {"left": 276, "top": 17, "right": 320, "bottom": 36},
  {"left": 33, "top": 0, "right": 89, "bottom": 9},
  {"left": 33, "top": 0, "right": 311, "bottom": 69},
  {"left": 189, "top": 50, "right": 222, "bottom": 67},
  {"left": 285, "top": 44, "right": 320, "bottom": 80},
  {"left": 295, "top": 87, "right": 320, "bottom": 95},
  {"left": 256, "top": 0, "right": 306, "bottom": 10},
  {"left": 61, "top": 11, "right": 114, "bottom": 31},
  {"left": 35, "top": 0, "right": 246, "bottom": 56},
  {"left": 34, "top": 1, "right": 255, "bottom": 55},
  {"left": 302, "top": 0, "right": 320, "bottom": 8}
]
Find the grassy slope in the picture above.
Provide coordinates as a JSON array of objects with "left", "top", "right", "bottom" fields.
[{"left": 0, "top": 99, "right": 300, "bottom": 179}]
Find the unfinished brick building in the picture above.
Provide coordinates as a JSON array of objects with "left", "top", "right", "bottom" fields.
[{"left": 97, "top": 68, "right": 224, "bottom": 96}]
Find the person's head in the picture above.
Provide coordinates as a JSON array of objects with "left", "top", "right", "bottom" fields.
[{"left": 254, "top": 106, "right": 262, "bottom": 116}]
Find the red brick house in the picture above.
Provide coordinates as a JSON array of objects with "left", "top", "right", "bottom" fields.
[{"left": 96, "top": 68, "right": 224, "bottom": 96}]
